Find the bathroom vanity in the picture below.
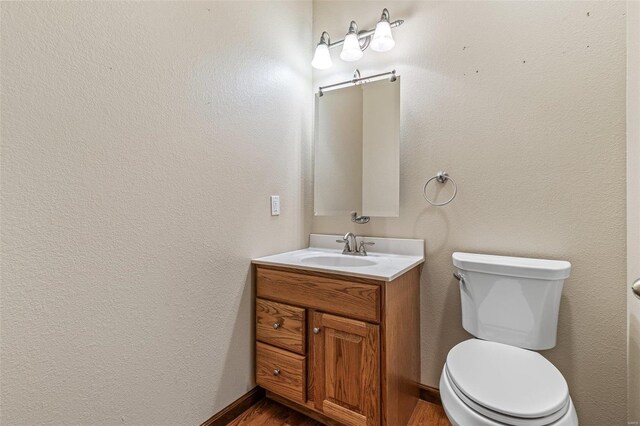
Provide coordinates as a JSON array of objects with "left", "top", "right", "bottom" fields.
[{"left": 252, "top": 235, "right": 424, "bottom": 426}]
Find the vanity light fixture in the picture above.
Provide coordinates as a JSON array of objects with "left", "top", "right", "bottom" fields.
[
  {"left": 370, "top": 9, "right": 395, "bottom": 52},
  {"left": 340, "top": 21, "right": 365, "bottom": 62},
  {"left": 312, "top": 8, "right": 404, "bottom": 70},
  {"left": 311, "top": 32, "right": 332, "bottom": 70}
]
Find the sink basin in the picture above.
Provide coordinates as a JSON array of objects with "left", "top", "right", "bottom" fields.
[{"left": 300, "top": 255, "right": 377, "bottom": 268}]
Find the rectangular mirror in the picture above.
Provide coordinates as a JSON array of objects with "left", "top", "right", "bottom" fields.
[{"left": 314, "top": 77, "right": 400, "bottom": 217}]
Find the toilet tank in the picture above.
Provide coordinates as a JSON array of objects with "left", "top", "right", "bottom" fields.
[{"left": 452, "top": 252, "right": 571, "bottom": 350}]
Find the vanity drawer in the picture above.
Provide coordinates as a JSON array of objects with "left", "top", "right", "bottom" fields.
[
  {"left": 256, "top": 298, "right": 305, "bottom": 355},
  {"left": 256, "top": 267, "right": 380, "bottom": 323},
  {"left": 256, "top": 342, "right": 306, "bottom": 403}
]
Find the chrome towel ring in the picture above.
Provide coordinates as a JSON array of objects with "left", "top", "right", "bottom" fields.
[{"left": 423, "top": 170, "right": 457, "bottom": 206}]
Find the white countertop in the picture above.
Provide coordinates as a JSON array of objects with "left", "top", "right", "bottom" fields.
[{"left": 252, "top": 234, "right": 425, "bottom": 282}]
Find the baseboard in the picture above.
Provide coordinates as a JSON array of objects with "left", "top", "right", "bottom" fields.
[
  {"left": 201, "top": 386, "right": 265, "bottom": 426},
  {"left": 418, "top": 383, "right": 442, "bottom": 406}
]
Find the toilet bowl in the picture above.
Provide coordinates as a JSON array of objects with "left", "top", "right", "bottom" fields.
[
  {"left": 439, "top": 339, "right": 578, "bottom": 426},
  {"left": 441, "top": 253, "right": 578, "bottom": 426}
]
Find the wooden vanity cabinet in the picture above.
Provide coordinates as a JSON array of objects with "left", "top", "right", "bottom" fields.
[{"left": 254, "top": 264, "right": 421, "bottom": 426}]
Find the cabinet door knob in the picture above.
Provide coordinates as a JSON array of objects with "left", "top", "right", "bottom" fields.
[
  {"left": 313, "top": 327, "right": 321, "bottom": 334},
  {"left": 633, "top": 279, "right": 640, "bottom": 299},
  {"left": 273, "top": 322, "right": 281, "bottom": 329},
  {"left": 273, "top": 368, "right": 281, "bottom": 376}
]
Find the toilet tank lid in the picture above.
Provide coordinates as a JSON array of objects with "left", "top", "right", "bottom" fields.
[{"left": 452, "top": 252, "right": 571, "bottom": 280}]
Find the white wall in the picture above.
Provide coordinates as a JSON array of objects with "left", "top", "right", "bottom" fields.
[
  {"left": 627, "top": 1, "right": 640, "bottom": 423},
  {"left": 312, "top": 2, "right": 627, "bottom": 424},
  {"left": 0, "top": 2, "right": 311, "bottom": 424}
]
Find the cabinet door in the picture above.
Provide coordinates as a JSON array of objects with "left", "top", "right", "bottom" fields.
[{"left": 312, "top": 312, "right": 380, "bottom": 426}]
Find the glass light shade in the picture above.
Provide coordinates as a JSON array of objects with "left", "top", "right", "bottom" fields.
[
  {"left": 370, "top": 20, "right": 395, "bottom": 52},
  {"left": 312, "top": 43, "right": 332, "bottom": 69},
  {"left": 340, "top": 33, "right": 363, "bottom": 61}
]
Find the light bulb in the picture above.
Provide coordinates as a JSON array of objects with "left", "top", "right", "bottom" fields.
[
  {"left": 371, "top": 20, "right": 395, "bottom": 52},
  {"left": 312, "top": 42, "right": 332, "bottom": 69},
  {"left": 340, "top": 33, "right": 363, "bottom": 62}
]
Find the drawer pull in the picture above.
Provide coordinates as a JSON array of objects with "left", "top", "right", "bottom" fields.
[
  {"left": 273, "top": 321, "right": 281, "bottom": 329},
  {"left": 313, "top": 327, "right": 321, "bottom": 334},
  {"left": 273, "top": 368, "right": 281, "bottom": 376}
]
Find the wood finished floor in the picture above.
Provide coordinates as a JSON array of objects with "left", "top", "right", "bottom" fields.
[
  {"left": 228, "top": 398, "right": 451, "bottom": 426},
  {"left": 227, "top": 398, "right": 320, "bottom": 426},
  {"left": 408, "top": 400, "right": 451, "bottom": 426}
]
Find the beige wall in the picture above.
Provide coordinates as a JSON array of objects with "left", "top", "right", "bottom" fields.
[
  {"left": 312, "top": 1, "right": 627, "bottom": 424},
  {"left": 628, "top": 1, "right": 640, "bottom": 423},
  {"left": 0, "top": 2, "right": 311, "bottom": 424}
]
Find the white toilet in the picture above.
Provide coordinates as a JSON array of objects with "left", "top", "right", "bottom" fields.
[{"left": 440, "top": 252, "right": 579, "bottom": 426}]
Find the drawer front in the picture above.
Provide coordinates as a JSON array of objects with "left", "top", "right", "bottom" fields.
[
  {"left": 256, "top": 342, "right": 306, "bottom": 403},
  {"left": 256, "top": 267, "right": 380, "bottom": 323},
  {"left": 256, "top": 298, "right": 305, "bottom": 355}
]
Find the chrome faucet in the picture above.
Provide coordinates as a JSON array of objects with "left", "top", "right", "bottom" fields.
[{"left": 336, "top": 233, "right": 375, "bottom": 256}]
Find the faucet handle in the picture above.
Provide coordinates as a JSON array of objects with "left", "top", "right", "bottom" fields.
[
  {"left": 336, "top": 237, "right": 351, "bottom": 253},
  {"left": 358, "top": 241, "right": 375, "bottom": 255}
]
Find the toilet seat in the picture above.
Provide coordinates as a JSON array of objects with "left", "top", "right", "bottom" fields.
[{"left": 444, "top": 339, "right": 572, "bottom": 426}]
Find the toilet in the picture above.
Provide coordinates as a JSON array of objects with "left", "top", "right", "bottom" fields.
[{"left": 440, "top": 252, "right": 579, "bottom": 426}]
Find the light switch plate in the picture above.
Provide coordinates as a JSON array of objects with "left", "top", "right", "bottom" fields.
[{"left": 270, "top": 195, "right": 280, "bottom": 216}]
